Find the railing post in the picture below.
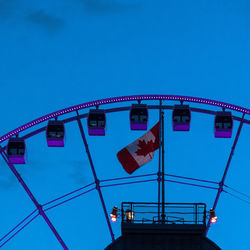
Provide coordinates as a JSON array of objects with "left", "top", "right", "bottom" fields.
[{"left": 195, "top": 204, "right": 197, "bottom": 224}]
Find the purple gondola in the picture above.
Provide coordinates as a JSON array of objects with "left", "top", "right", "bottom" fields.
[
  {"left": 87, "top": 109, "right": 106, "bottom": 136},
  {"left": 172, "top": 105, "right": 191, "bottom": 131},
  {"left": 46, "top": 120, "right": 65, "bottom": 147},
  {"left": 7, "top": 138, "right": 26, "bottom": 164},
  {"left": 130, "top": 104, "right": 148, "bottom": 130},
  {"left": 214, "top": 111, "right": 233, "bottom": 138}
]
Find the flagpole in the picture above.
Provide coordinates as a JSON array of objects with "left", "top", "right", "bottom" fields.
[
  {"left": 157, "top": 100, "right": 162, "bottom": 222},
  {"left": 161, "top": 108, "right": 165, "bottom": 223}
]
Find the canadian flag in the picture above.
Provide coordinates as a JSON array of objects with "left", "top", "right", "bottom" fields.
[{"left": 117, "top": 122, "right": 160, "bottom": 174}]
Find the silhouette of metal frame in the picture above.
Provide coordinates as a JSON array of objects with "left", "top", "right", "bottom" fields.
[{"left": 0, "top": 95, "right": 249, "bottom": 249}]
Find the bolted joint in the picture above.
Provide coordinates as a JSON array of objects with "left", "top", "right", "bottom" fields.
[
  {"left": 157, "top": 172, "right": 162, "bottom": 182},
  {"left": 37, "top": 204, "right": 44, "bottom": 215},
  {"left": 218, "top": 182, "right": 224, "bottom": 192},
  {"left": 95, "top": 179, "right": 100, "bottom": 189}
]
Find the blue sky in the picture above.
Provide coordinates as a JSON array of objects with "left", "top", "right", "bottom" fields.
[{"left": 0, "top": 0, "right": 249, "bottom": 249}]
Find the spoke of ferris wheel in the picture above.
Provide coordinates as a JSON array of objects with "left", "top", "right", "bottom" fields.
[
  {"left": 76, "top": 110, "right": 115, "bottom": 242},
  {"left": 0, "top": 151, "right": 69, "bottom": 250},
  {"left": 0, "top": 214, "right": 39, "bottom": 248},
  {"left": 205, "top": 112, "right": 245, "bottom": 236}
]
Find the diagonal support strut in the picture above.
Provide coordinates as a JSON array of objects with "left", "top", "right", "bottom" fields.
[
  {"left": 206, "top": 113, "right": 245, "bottom": 235},
  {"left": 76, "top": 111, "right": 115, "bottom": 242}
]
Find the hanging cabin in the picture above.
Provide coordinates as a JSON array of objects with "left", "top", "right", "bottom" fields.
[
  {"left": 87, "top": 109, "right": 106, "bottom": 136},
  {"left": 172, "top": 105, "right": 191, "bottom": 131},
  {"left": 7, "top": 137, "right": 26, "bottom": 164},
  {"left": 214, "top": 111, "right": 233, "bottom": 138},
  {"left": 46, "top": 120, "right": 65, "bottom": 147},
  {"left": 130, "top": 104, "right": 148, "bottom": 130}
]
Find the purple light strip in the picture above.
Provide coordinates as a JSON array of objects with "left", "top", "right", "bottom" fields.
[
  {"left": 1, "top": 95, "right": 249, "bottom": 144},
  {"left": 206, "top": 113, "right": 245, "bottom": 235},
  {"left": 164, "top": 173, "right": 218, "bottom": 185},
  {"left": 76, "top": 111, "right": 115, "bottom": 242},
  {"left": 0, "top": 214, "right": 39, "bottom": 248},
  {"left": 43, "top": 182, "right": 95, "bottom": 207},
  {"left": 0, "top": 209, "right": 37, "bottom": 243},
  {"left": 44, "top": 188, "right": 96, "bottom": 212},
  {"left": 100, "top": 173, "right": 157, "bottom": 183},
  {"left": 100, "top": 179, "right": 157, "bottom": 188},
  {"left": 0, "top": 152, "right": 68, "bottom": 250},
  {"left": 164, "top": 179, "right": 218, "bottom": 190}
]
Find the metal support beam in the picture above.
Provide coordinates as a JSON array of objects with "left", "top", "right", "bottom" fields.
[
  {"left": 157, "top": 100, "right": 162, "bottom": 222},
  {"left": 206, "top": 113, "right": 245, "bottom": 235},
  {"left": 76, "top": 111, "right": 115, "bottom": 242},
  {"left": 0, "top": 151, "right": 68, "bottom": 250},
  {"left": 161, "top": 109, "right": 165, "bottom": 223}
]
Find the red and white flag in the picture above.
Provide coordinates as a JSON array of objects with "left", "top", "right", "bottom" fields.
[{"left": 117, "top": 122, "right": 160, "bottom": 174}]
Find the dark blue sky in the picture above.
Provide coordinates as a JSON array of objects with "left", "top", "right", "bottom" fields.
[{"left": 0, "top": 0, "right": 249, "bottom": 249}]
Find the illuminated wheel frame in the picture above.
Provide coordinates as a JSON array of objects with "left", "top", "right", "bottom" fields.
[{"left": 0, "top": 94, "right": 249, "bottom": 249}]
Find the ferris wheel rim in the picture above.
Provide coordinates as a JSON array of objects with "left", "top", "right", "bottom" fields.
[{"left": 0, "top": 94, "right": 249, "bottom": 144}]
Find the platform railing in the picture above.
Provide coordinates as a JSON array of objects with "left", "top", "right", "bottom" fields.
[{"left": 121, "top": 202, "right": 206, "bottom": 225}]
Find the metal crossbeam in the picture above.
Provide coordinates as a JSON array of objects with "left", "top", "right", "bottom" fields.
[{"left": 157, "top": 100, "right": 162, "bottom": 222}]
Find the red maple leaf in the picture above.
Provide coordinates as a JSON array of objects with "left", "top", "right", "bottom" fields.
[{"left": 135, "top": 140, "right": 155, "bottom": 157}]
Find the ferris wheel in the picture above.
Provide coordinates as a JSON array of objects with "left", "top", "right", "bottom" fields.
[{"left": 0, "top": 95, "right": 249, "bottom": 249}]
